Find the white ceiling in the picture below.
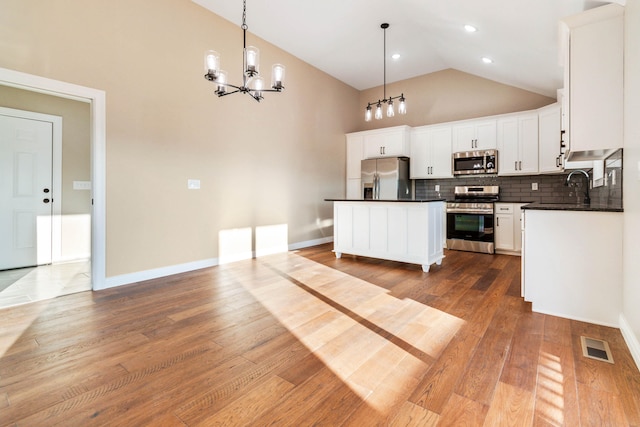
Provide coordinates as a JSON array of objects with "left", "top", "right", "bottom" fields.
[{"left": 193, "top": 0, "right": 623, "bottom": 97}]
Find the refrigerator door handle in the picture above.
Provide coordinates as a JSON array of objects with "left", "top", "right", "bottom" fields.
[{"left": 374, "top": 173, "right": 379, "bottom": 199}]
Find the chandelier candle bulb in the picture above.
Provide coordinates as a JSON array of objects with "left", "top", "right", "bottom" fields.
[
  {"left": 216, "top": 70, "right": 227, "bottom": 94},
  {"left": 244, "top": 46, "right": 259, "bottom": 75},
  {"left": 365, "top": 105, "right": 373, "bottom": 122},
  {"left": 387, "top": 99, "right": 395, "bottom": 117},
  {"left": 399, "top": 95, "right": 407, "bottom": 115},
  {"left": 271, "top": 64, "right": 285, "bottom": 89},
  {"left": 204, "top": 50, "right": 220, "bottom": 78},
  {"left": 375, "top": 102, "right": 383, "bottom": 120}
]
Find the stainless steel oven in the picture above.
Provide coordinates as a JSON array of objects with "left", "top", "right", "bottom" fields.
[{"left": 446, "top": 186, "right": 499, "bottom": 254}]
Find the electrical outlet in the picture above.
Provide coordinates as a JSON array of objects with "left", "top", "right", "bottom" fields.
[
  {"left": 532, "top": 182, "right": 538, "bottom": 191},
  {"left": 435, "top": 185, "right": 440, "bottom": 192},
  {"left": 187, "top": 179, "right": 201, "bottom": 190}
]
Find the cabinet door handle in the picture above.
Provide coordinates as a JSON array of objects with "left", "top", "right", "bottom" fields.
[
  {"left": 519, "top": 161, "right": 522, "bottom": 170},
  {"left": 556, "top": 156, "right": 560, "bottom": 167},
  {"left": 497, "top": 217, "right": 500, "bottom": 227}
]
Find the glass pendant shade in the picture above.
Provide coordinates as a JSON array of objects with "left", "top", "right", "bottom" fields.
[
  {"left": 375, "top": 102, "right": 383, "bottom": 120},
  {"left": 204, "top": 50, "right": 220, "bottom": 77},
  {"left": 251, "top": 76, "right": 264, "bottom": 93},
  {"left": 215, "top": 70, "right": 227, "bottom": 94},
  {"left": 271, "top": 64, "right": 285, "bottom": 89},
  {"left": 398, "top": 96, "right": 407, "bottom": 115},
  {"left": 387, "top": 99, "right": 395, "bottom": 117},
  {"left": 244, "top": 46, "right": 260, "bottom": 76},
  {"left": 365, "top": 105, "right": 372, "bottom": 122}
]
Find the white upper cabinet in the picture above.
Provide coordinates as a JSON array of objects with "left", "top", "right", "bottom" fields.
[
  {"left": 560, "top": 4, "right": 623, "bottom": 160},
  {"left": 538, "top": 103, "right": 563, "bottom": 173},
  {"left": 497, "top": 112, "right": 538, "bottom": 175},
  {"left": 361, "top": 126, "right": 410, "bottom": 159},
  {"left": 452, "top": 119, "right": 497, "bottom": 152},
  {"left": 410, "top": 125, "right": 453, "bottom": 179}
]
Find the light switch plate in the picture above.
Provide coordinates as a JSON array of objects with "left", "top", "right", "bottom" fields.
[
  {"left": 73, "top": 180, "right": 91, "bottom": 190},
  {"left": 187, "top": 179, "right": 201, "bottom": 190}
]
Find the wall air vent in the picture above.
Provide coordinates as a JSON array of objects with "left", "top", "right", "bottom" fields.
[{"left": 580, "top": 336, "right": 614, "bottom": 364}]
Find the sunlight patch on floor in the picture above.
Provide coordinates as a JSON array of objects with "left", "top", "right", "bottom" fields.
[
  {"left": 231, "top": 252, "right": 465, "bottom": 414},
  {"left": 536, "top": 351, "right": 566, "bottom": 425}
]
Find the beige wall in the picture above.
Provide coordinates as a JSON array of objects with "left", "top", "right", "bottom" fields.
[
  {"left": 357, "top": 68, "right": 556, "bottom": 131},
  {"left": 623, "top": 0, "right": 640, "bottom": 352},
  {"left": 0, "top": 0, "right": 360, "bottom": 276},
  {"left": 0, "top": 85, "right": 91, "bottom": 260}
]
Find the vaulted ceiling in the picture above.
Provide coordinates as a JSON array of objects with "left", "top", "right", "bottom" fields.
[{"left": 193, "top": 0, "right": 624, "bottom": 97}]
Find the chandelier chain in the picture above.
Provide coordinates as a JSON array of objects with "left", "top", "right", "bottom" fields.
[{"left": 242, "top": 0, "right": 248, "bottom": 30}]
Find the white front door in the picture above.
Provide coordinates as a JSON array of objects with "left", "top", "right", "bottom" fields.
[{"left": 0, "top": 113, "right": 53, "bottom": 270}]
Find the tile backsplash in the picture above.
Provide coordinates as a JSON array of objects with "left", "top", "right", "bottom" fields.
[{"left": 415, "top": 149, "right": 623, "bottom": 208}]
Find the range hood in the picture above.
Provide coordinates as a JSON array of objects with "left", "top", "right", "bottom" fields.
[{"left": 565, "top": 148, "right": 619, "bottom": 161}]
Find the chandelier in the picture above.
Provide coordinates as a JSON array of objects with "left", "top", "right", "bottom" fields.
[
  {"left": 203, "top": 0, "right": 285, "bottom": 102},
  {"left": 365, "top": 23, "right": 406, "bottom": 121}
]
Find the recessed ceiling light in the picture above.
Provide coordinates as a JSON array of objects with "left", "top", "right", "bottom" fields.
[
  {"left": 391, "top": 53, "right": 401, "bottom": 60},
  {"left": 464, "top": 24, "right": 477, "bottom": 33},
  {"left": 482, "top": 57, "right": 493, "bottom": 64}
]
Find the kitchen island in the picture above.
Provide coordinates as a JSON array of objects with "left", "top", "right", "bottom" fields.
[
  {"left": 325, "top": 199, "right": 445, "bottom": 272},
  {"left": 521, "top": 204, "right": 623, "bottom": 326}
]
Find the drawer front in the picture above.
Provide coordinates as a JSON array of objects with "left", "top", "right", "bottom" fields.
[{"left": 495, "top": 204, "right": 514, "bottom": 214}]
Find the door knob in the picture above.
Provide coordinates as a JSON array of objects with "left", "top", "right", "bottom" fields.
[
  {"left": 43, "top": 188, "right": 50, "bottom": 193},
  {"left": 43, "top": 198, "right": 50, "bottom": 203}
]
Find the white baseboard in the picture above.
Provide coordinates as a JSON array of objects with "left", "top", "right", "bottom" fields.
[
  {"left": 620, "top": 313, "right": 640, "bottom": 372},
  {"left": 289, "top": 236, "right": 333, "bottom": 251},
  {"left": 100, "top": 258, "right": 218, "bottom": 290},
  {"left": 99, "top": 237, "right": 334, "bottom": 290}
]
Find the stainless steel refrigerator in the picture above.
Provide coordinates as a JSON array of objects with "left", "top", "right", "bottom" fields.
[{"left": 361, "top": 157, "right": 412, "bottom": 200}]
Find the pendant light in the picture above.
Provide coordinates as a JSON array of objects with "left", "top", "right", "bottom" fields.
[
  {"left": 204, "top": 0, "right": 285, "bottom": 102},
  {"left": 364, "top": 23, "right": 406, "bottom": 121}
]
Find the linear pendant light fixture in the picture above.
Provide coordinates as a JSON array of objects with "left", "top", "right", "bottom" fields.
[
  {"left": 203, "top": 0, "right": 285, "bottom": 102},
  {"left": 365, "top": 23, "right": 406, "bottom": 122}
]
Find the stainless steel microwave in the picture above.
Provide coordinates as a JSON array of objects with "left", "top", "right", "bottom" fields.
[{"left": 452, "top": 150, "right": 498, "bottom": 176}]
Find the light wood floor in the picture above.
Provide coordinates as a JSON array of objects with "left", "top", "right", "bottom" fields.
[{"left": 1, "top": 244, "right": 639, "bottom": 426}]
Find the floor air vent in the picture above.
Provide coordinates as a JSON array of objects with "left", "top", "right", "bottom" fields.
[{"left": 580, "top": 336, "right": 614, "bottom": 364}]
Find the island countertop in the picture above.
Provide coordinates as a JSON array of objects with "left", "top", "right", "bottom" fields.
[
  {"left": 325, "top": 198, "right": 446, "bottom": 203},
  {"left": 521, "top": 202, "right": 623, "bottom": 212}
]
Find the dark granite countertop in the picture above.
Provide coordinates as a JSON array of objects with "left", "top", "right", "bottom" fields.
[
  {"left": 495, "top": 199, "right": 536, "bottom": 204},
  {"left": 521, "top": 202, "right": 623, "bottom": 212},
  {"left": 325, "top": 198, "right": 446, "bottom": 203}
]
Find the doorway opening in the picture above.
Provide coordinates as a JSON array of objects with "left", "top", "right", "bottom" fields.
[{"left": 0, "top": 67, "right": 106, "bottom": 303}]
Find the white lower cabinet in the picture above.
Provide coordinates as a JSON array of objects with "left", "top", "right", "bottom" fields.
[
  {"left": 333, "top": 201, "right": 444, "bottom": 272},
  {"left": 522, "top": 209, "right": 622, "bottom": 326},
  {"left": 494, "top": 203, "right": 525, "bottom": 255}
]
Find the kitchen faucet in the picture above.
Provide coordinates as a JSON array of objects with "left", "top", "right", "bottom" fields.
[{"left": 565, "top": 169, "right": 591, "bottom": 205}]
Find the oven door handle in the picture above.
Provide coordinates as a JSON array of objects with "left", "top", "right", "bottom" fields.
[{"left": 446, "top": 208, "right": 494, "bottom": 214}]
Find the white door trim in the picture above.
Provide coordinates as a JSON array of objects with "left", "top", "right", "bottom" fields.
[
  {"left": 0, "top": 106, "right": 63, "bottom": 264},
  {"left": 0, "top": 67, "right": 106, "bottom": 290}
]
